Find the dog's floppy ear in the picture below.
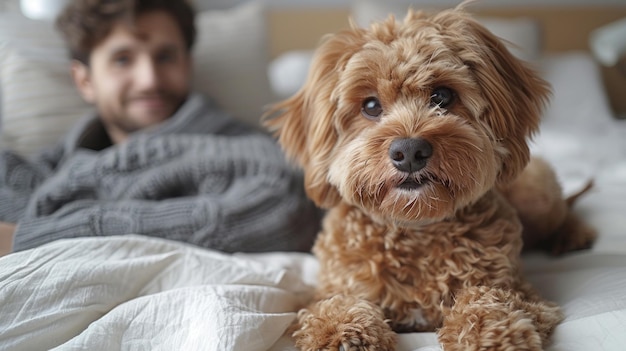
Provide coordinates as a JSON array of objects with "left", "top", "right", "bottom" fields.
[
  {"left": 438, "top": 11, "right": 551, "bottom": 185},
  {"left": 264, "top": 25, "right": 367, "bottom": 208}
]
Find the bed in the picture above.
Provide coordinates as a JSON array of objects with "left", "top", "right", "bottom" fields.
[{"left": 1, "top": 1, "right": 626, "bottom": 350}]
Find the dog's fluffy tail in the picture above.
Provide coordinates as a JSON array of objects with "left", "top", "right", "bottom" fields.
[
  {"left": 547, "top": 179, "right": 597, "bottom": 255},
  {"left": 566, "top": 179, "right": 594, "bottom": 208}
]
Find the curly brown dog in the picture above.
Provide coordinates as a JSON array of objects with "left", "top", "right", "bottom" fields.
[{"left": 265, "top": 3, "right": 595, "bottom": 351}]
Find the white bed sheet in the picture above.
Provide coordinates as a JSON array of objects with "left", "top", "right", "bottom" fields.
[{"left": 1, "top": 52, "right": 625, "bottom": 351}]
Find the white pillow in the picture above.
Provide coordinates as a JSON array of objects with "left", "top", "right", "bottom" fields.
[
  {"left": 192, "top": 2, "right": 275, "bottom": 127},
  {"left": 0, "top": 2, "right": 273, "bottom": 159},
  {"left": 0, "top": 16, "right": 91, "bottom": 158},
  {"left": 268, "top": 50, "right": 315, "bottom": 99},
  {"left": 350, "top": 0, "right": 543, "bottom": 62}
]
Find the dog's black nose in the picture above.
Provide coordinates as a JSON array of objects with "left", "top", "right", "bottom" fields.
[{"left": 388, "top": 138, "right": 433, "bottom": 173}]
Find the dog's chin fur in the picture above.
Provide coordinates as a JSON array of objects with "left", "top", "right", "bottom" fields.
[{"left": 264, "top": 3, "right": 593, "bottom": 351}]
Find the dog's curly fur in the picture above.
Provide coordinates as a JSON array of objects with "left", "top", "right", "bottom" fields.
[{"left": 265, "top": 4, "right": 594, "bottom": 351}]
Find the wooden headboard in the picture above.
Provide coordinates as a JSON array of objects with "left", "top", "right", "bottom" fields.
[{"left": 267, "top": 5, "right": 626, "bottom": 59}]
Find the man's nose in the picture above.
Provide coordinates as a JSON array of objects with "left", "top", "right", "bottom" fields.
[{"left": 135, "top": 57, "right": 161, "bottom": 89}]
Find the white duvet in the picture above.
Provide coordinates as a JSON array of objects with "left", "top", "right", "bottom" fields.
[
  {"left": 0, "top": 236, "right": 313, "bottom": 351},
  {"left": 1, "top": 52, "right": 626, "bottom": 351},
  {"left": 1, "top": 235, "right": 626, "bottom": 351}
]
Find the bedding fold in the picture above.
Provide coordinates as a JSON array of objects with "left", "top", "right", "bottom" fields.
[{"left": 0, "top": 235, "right": 313, "bottom": 351}]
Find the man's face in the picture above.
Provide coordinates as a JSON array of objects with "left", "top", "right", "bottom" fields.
[{"left": 73, "top": 10, "right": 191, "bottom": 142}]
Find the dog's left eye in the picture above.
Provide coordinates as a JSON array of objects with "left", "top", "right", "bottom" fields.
[
  {"left": 430, "top": 87, "right": 455, "bottom": 109},
  {"left": 361, "top": 97, "right": 383, "bottom": 120}
]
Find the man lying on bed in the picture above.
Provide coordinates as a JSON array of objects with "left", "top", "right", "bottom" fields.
[{"left": 0, "top": 0, "right": 321, "bottom": 256}]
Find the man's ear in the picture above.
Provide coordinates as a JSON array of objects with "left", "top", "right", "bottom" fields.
[{"left": 71, "top": 60, "right": 95, "bottom": 103}]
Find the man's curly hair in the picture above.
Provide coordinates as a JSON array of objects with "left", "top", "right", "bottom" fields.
[{"left": 56, "top": 0, "right": 196, "bottom": 64}]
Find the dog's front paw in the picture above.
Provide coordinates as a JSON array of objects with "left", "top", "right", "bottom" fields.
[
  {"left": 438, "top": 286, "right": 562, "bottom": 351},
  {"left": 293, "top": 295, "right": 396, "bottom": 351}
]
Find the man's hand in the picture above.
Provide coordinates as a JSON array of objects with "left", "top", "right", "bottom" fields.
[{"left": 0, "top": 221, "right": 16, "bottom": 256}]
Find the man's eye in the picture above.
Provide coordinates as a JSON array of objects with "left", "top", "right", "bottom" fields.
[
  {"left": 156, "top": 52, "right": 175, "bottom": 63},
  {"left": 430, "top": 87, "right": 455, "bottom": 108},
  {"left": 361, "top": 97, "right": 383, "bottom": 120},
  {"left": 113, "top": 55, "right": 131, "bottom": 66}
]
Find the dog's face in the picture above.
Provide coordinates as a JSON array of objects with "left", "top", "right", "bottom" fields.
[{"left": 265, "top": 8, "right": 550, "bottom": 225}]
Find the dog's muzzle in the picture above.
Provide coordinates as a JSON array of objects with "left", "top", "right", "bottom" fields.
[{"left": 388, "top": 137, "right": 433, "bottom": 173}]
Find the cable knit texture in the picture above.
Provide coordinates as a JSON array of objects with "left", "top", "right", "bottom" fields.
[{"left": 1, "top": 93, "right": 321, "bottom": 253}]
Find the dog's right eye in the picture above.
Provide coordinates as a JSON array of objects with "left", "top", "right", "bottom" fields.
[
  {"left": 361, "top": 97, "right": 383, "bottom": 120},
  {"left": 430, "top": 87, "right": 455, "bottom": 109}
]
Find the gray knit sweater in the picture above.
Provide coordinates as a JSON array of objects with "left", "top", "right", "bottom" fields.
[{"left": 0, "top": 93, "right": 321, "bottom": 253}]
